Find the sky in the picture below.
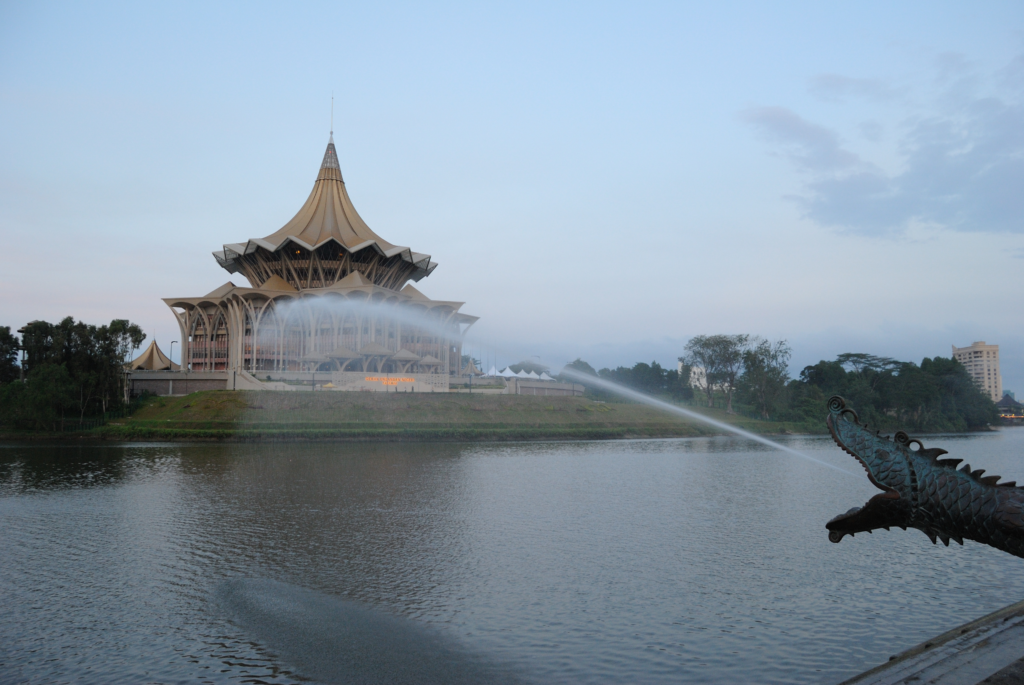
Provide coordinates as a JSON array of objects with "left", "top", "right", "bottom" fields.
[{"left": 1, "top": 1, "right": 1022, "bottom": 390}]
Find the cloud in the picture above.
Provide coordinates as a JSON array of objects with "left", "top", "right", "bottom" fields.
[
  {"left": 998, "top": 53, "right": 1024, "bottom": 91},
  {"left": 809, "top": 74, "right": 903, "bottom": 103},
  {"left": 744, "top": 55, "right": 1024, "bottom": 236},
  {"left": 934, "top": 52, "right": 974, "bottom": 84},
  {"left": 807, "top": 100, "right": 1024, "bottom": 234},
  {"left": 858, "top": 120, "right": 883, "bottom": 142},
  {"left": 741, "top": 106, "right": 863, "bottom": 173}
]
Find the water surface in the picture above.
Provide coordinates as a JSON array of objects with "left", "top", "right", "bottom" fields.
[{"left": 2, "top": 429, "right": 1024, "bottom": 684}]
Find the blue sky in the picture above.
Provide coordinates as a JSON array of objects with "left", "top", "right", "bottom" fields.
[{"left": 2, "top": 1, "right": 1022, "bottom": 389}]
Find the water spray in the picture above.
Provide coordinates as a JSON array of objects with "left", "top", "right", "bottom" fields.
[
  {"left": 558, "top": 367, "right": 857, "bottom": 476},
  {"left": 260, "top": 298, "right": 854, "bottom": 475}
]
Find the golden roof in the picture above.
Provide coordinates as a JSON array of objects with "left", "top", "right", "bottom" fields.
[
  {"left": 131, "top": 340, "right": 179, "bottom": 371},
  {"left": 214, "top": 135, "right": 436, "bottom": 281}
]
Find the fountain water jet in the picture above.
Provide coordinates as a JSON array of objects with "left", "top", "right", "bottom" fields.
[
  {"left": 556, "top": 367, "right": 858, "bottom": 477},
  {"left": 266, "top": 299, "right": 854, "bottom": 475}
]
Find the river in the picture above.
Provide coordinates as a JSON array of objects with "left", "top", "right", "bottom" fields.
[{"left": 2, "top": 429, "right": 1023, "bottom": 683}]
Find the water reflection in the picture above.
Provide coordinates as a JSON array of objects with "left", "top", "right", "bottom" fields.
[
  {"left": 0, "top": 429, "right": 1022, "bottom": 684},
  {"left": 0, "top": 443, "right": 140, "bottom": 492},
  {"left": 218, "top": 577, "right": 524, "bottom": 684}
]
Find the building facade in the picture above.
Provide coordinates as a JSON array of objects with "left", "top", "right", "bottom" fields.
[
  {"left": 161, "top": 135, "right": 477, "bottom": 392},
  {"left": 952, "top": 341, "right": 1003, "bottom": 403}
]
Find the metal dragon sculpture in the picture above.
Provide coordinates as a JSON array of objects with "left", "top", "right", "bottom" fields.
[{"left": 826, "top": 395, "right": 1024, "bottom": 558}]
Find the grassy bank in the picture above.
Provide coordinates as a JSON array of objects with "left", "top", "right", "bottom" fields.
[{"left": 2, "top": 391, "right": 820, "bottom": 442}]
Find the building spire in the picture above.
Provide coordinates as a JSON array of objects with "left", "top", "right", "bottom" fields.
[
  {"left": 320, "top": 137, "right": 341, "bottom": 172},
  {"left": 319, "top": 94, "right": 341, "bottom": 178}
]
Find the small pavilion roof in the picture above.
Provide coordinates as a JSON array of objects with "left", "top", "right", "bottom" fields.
[
  {"left": 418, "top": 355, "right": 443, "bottom": 365},
  {"left": 997, "top": 394, "right": 1023, "bottom": 410},
  {"left": 131, "top": 340, "right": 179, "bottom": 371}
]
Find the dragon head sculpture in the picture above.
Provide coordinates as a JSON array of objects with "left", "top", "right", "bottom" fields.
[{"left": 825, "top": 395, "right": 1024, "bottom": 557}]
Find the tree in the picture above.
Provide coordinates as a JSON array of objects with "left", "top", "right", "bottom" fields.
[
  {"left": 0, "top": 326, "right": 19, "bottom": 383},
  {"left": 667, "top": 366, "right": 694, "bottom": 401},
  {"left": 1, "top": 363, "right": 76, "bottom": 431},
  {"left": 509, "top": 359, "right": 549, "bottom": 375},
  {"left": 13, "top": 317, "right": 146, "bottom": 422},
  {"left": 683, "top": 336, "right": 719, "bottom": 408},
  {"left": 683, "top": 334, "right": 749, "bottom": 412},
  {"left": 789, "top": 353, "right": 998, "bottom": 431},
  {"left": 836, "top": 353, "right": 899, "bottom": 375},
  {"left": 713, "top": 335, "right": 749, "bottom": 414},
  {"left": 562, "top": 358, "right": 598, "bottom": 377},
  {"left": 100, "top": 319, "right": 145, "bottom": 406},
  {"left": 740, "top": 338, "right": 791, "bottom": 420}
]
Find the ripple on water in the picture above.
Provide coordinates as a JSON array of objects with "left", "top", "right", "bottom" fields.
[{"left": 1, "top": 430, "right": 1023, "bottom": 683}]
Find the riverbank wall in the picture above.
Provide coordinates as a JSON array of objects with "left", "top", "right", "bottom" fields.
[{"left": 841, "top": 597, "right": 1024, "bottom": 684}]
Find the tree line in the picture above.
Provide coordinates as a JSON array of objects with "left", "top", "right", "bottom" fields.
[
  {"left": 0, "top": 318, "right": 145, "bottom": 431},
  {"left": 559, "top": 335, "right": 999, "bottom": 432}
]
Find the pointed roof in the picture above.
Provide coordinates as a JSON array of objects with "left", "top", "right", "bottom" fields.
[
  {"left": 260, "top": 274, "right": 298, "bottom": 292},
  {"left": 997, "top": 394, "right": 1023, "bottom": 410},
  {"left": 214, "top": 135, "right": 437, "bottom": 284},
  {"left": 326, "top": 346, "right": 361, "bottom": 359},
  {"left": 330, "top": 271, "right": 373, "bottom": 289},
  {"left": 418, "top": 355, "right": 443, "bottom": 365},
  {"left": 131, "top": 340, "right": 179, "bottom": 371},
  {"left": 462, "top": 358, "right": 482, "bottom": 375},
  {"left": 265, "top": 135, "right": 393, "bottom": 249},
  {"left": 358, "top": 342, "right": 393, "bottom": 356},
  {"left": 400, "top": 283, "right": 429, "bottom": 300},
  {"left": 391, "top": 348, "right": 421, "bottom": 361},
  {"left": 205, "top": 282, "right": 237, "bottom": 298}
]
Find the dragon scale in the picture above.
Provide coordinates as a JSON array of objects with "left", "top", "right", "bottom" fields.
[{"left": 826, "top": 396, "right": 1024, "bottom": 558}]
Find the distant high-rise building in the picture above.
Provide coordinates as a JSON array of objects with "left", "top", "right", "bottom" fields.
[{"left": 952, "top": 341, "right": 1003, "bottom": 403}]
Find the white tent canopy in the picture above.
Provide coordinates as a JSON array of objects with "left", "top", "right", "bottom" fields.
[
  {"left": 486, "top": 366, "right": 499, "bottom": 377},
  {"left": 499, "top": 367, "right": 517, "bottom": 378},
  {"left": 539, "top": 372, "right": 554, "bottom": 381},
  {"left": 526, "top": 370, "right": 540, "bottom": 379}
]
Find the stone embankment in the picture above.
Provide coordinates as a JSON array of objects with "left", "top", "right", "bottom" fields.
[{"left": 841, "top": 599, "right": 1024, "bottom": 685}]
